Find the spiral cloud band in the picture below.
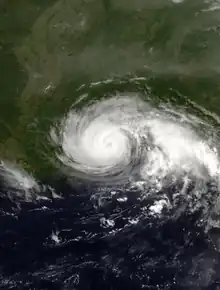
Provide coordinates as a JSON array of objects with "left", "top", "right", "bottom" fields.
[{"left": 50, "top": 95, "right": 220, "bottom": 187}]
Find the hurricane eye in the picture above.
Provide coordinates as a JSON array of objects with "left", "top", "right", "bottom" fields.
[{"left": 49, "top": 95, "right": 219, "bottom": 191}]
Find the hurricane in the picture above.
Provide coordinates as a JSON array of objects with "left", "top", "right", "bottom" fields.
[
  {"left": 2, "top": 85, "right": 220, "bottom": 288},
  {"left": 3, "top": 0, "right": 220, "bottom": 288},
  {"left": 50, "top": 94, "right": 220, "bottom": 189}
]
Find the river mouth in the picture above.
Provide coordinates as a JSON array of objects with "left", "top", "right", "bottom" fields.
[{"left": 2, "top": 0, "right": 220, "bottom": 289}]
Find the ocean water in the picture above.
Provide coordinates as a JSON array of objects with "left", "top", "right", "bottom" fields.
[{"left": 2, "top": 0, "right": 220, "bottom": 289}]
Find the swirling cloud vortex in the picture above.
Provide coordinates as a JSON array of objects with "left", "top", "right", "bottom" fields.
[{"left": 50, "top": 95, "right": 220, "bottom": 186}]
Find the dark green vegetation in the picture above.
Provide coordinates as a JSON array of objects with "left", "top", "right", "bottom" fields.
[{"left": 1, "top": 0, "right": 220, "bottom": 178}]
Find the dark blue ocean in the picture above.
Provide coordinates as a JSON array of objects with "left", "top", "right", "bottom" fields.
[{"left": 0, "top": 176, "right": 220, "bottom": 290}]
